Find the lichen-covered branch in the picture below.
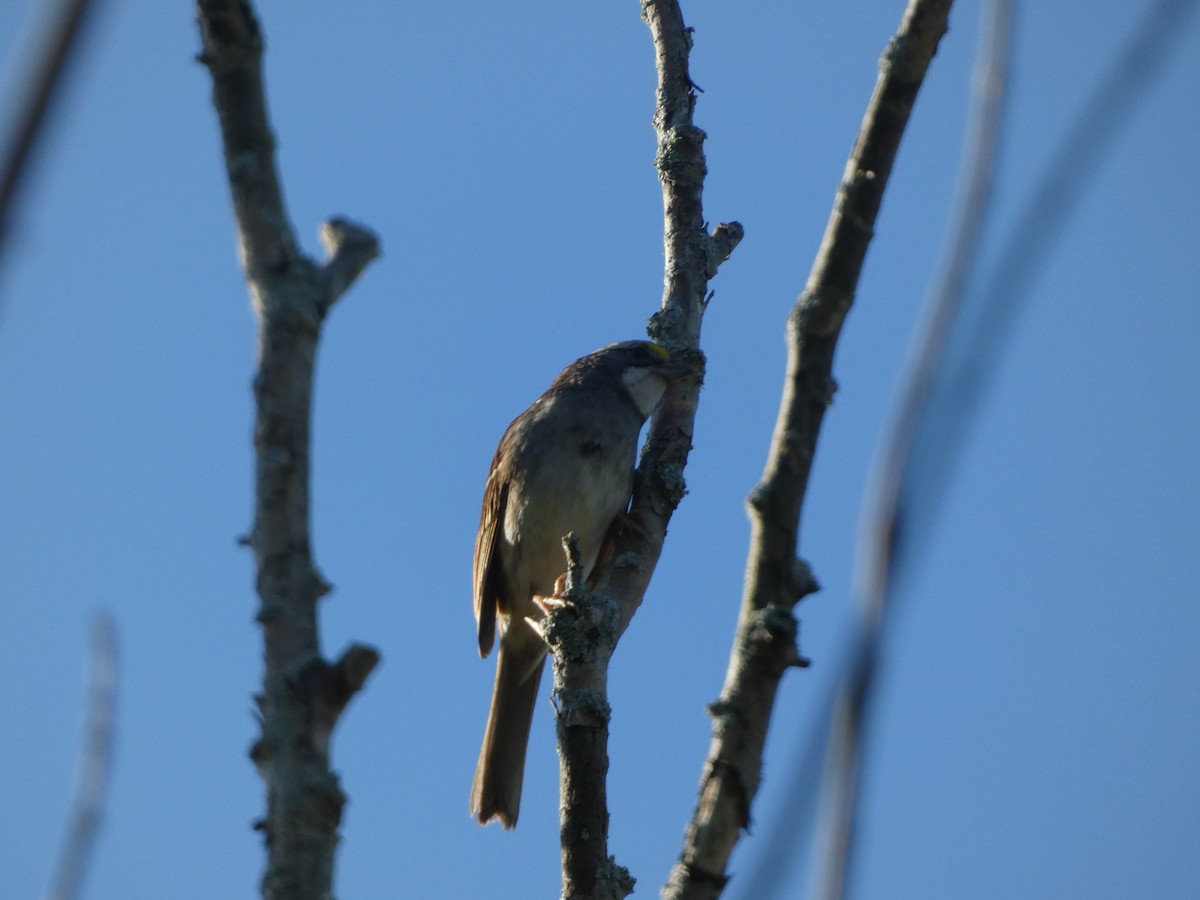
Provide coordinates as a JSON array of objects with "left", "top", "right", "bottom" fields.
[
  {"left": 541, "top": 536, "right": 635, "bottom": 900},
  {"left": 591, "top": 0, "right": 743, "bottom": 640},
  {"left": 549, "top": 1, "right": 741, "bottom": 895},
  {"left": 664, "top": 2, "right": 954, "bottom": 897},
  {"left": 196, "top": 2, "right": 381, "bottom": 897}
]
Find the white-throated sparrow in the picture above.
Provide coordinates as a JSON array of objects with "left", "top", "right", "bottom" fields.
[{"left": 470, "top": 340, "right": 689, "bottom": 828}]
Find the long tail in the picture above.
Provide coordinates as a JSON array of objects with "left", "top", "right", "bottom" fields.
[{"left": 471, "top": 644, "right": 546, "bottom": 828}]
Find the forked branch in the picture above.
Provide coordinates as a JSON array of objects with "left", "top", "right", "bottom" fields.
[{"left": 196, "top": 1, "right": 381, "bottom": 897}]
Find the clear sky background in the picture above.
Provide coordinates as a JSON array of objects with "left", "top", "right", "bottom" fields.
[{"left": 1, "top": 2, "right": 1197, "bottom": 898}]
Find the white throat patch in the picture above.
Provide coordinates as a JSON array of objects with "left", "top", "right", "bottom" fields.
[{"left": 621, "top": 367, "right": 670, "bottom": 418}]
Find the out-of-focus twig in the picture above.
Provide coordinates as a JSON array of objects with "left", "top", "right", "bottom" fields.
[
  {"left": 0, "top": 0, "right": 104, "bottom": 270},
  {"left": 817, "top": 2, "right": 1015, "bottom": 895},
  {"left": 818, "top": 1, "right": 1199, "bottom": 898},
  {"left": 858, "top": 0, "right": 1015, "bottom": 641},
  {"left": 47, "top": 614, "right": 118, "bottom": 900},
  {"left": 885, "top": 0, "right": 1200, "bottom": 549}
]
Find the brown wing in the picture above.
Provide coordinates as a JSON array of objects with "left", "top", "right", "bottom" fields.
[{"left": 473, "top": 472, "right": 509, "bottom": 659}]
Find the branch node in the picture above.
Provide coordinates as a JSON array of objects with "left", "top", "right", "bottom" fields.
[
  {"left": 792, "top": 557, "right": 820, "bottom": 601},
  {"left": 313, "top": 567, "right": 333, "bottom": 598},
  {"left": 331, "top": 644, "right": 382, "bottom": 699},
  {"left": 706, "top": 220, "right": 744, "bottom": 277},
  {"left": 655, "top": 124, "right": 708, "bottom": 186},
  {"left": 647, "top": 304, "right": 684, "bottom": 343},
  {"left": 595, "top": 858, "right": 637, "bottom": 899},
  {"left": 611, "top": 550, "right": 643, "bottom": 571},
  {"left": 319, "top": 216, "right": 381, "bottom": 309},
  {"left": 543, "top": 588, "right": 618, "bottom": 665},
  {"left": 651, "top": 460, "right": 688, "bottom": 507},
  {"left": 705, "top": 697, "right": 746, "bottom": 727},
  {"left": 745, "top": 481, "right": 770, "bottom": 514},
  {"left": 739, "top": 606, "right": 800, "bottom": 679}
]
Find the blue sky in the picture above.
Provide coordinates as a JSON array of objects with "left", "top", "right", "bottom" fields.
[{"left": 1, "top": 2, "right": 1197, "bottom": 898}]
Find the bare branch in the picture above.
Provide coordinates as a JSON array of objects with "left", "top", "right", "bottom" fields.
[
  {"left": 543, "top": 535, "right": 635, "bottom": 900},
  {"left": 47, "top": 614, "right": 118, "bottom": 900},
  {"left": 592, "top": 0, "right": 743, "bottom": 643},
  {"left": 320, "top": 217, "right": 381, "bottom": 311},
  {"left": 550, "top": 1, "right": 740, "bottom": 893},
  {"left": 197, "top": 0, "right": 299, "bottom": 295},
  {"left": 196, "top": 1, "right": 381, "bottom": 897},
  {"left": 664, "top": 2, "right": 954, "bottom": 896}
]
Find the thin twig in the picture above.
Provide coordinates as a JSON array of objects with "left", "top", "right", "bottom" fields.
[
  {"left": 664, "top": 3, "right": 953, "bottom": 898},
  {"left": 0, "top": 0, "right": 104, "bottom": 270},
  {"left": 858, "top": 0, "right": 1014, "bottom": 622},
  {"left": 47, "top": 614, "right": 118, "bottom": 900},
  {"left": 196, "top": 2, "right": 380, "bottom": 897}
]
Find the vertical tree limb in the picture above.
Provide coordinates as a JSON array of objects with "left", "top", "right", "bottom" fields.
[
  {"left": 196, "top": 2, "right": 381, "bottom": 897},
  {"left": 549, "top": 1, "right": 741, "bottom": 895},
  {"left": 591, "top": 1, "right": 743, "bottom": 645},
  {"left": 664, "top": 3, "right": 953, "bottom": 897}
]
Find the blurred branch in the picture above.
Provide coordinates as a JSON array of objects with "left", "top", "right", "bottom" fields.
[
  {"left": 47, "top": 614, "right": 118, "bottom": 900},
  {"left": 551, "top": 0, "right": 741, "bottom": 895},
  {"left": 663, "top": 2, "right": 954, "bottom": 897},
  {"left": 820, "top": 0, "right": 1200, "bottom": 896},
  {"left": 195, "top": 1, "right": 381, "bottom": 897},
  {"left": 853, "top": 0, "right": 1014, "bottom": 668},
  {"left": 884, "top": 0, "right": 1200, "bottom": 553},
  {"left": 0, "top": 0, "right": 103, "bottom": 271}
]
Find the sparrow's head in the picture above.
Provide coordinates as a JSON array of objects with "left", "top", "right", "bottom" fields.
[{"left": 549, "top": 340, "right": 692, "bottom": 418}]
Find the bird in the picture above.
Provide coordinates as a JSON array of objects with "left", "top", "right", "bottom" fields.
[{"left": 470, "top": 339, "right": 690, "bottom": 828}]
